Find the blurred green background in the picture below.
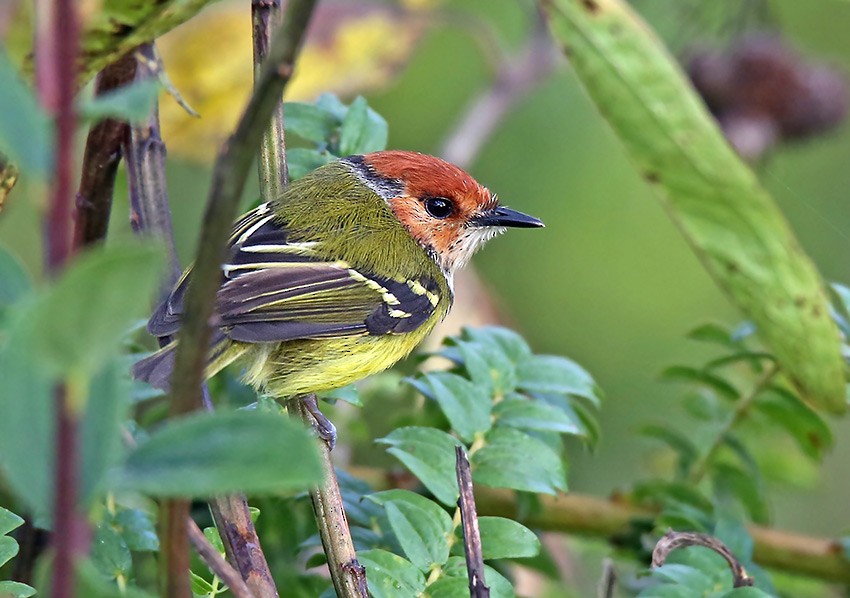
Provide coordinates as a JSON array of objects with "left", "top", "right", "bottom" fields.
[{"left": 3, "top": 0, "right": 850, "bottom": 547}]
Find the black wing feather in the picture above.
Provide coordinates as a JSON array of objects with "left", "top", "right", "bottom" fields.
[{"left": 145, "top": 204, "right": 441, "bottom": 345}]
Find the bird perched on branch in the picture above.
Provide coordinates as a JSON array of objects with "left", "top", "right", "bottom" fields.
[{"left": 134, "top": 150, "right": 542, "bottom": 433}]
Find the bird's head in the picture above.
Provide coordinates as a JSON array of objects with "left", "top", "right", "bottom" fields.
[{"left": 343, "top": 151, "right": 543, "bottom": 275}]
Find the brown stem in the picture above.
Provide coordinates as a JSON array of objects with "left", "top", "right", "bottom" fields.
[
  {"left": 455, "top": 446, "right": 489, "bottom": 598},
  {"left": 124, "top": 45, "right": 181, "bottom": 284},
  {"left": 652, "top": 530, "right": 754, "bottom": 587},
  {"left": 209, "top": 496, "right": 278, "bottom": 598},
  {"left": 290, "top": 398, "right": 368, "bottom": 598},
  {"left": 35, "top": 0, "right": 85, "bottom": 594},
  {"left": 186, "top": 519, "right": 254, "bottom": 598},
  {"left": 73, "top": 52, "right": 138, "bottom": 248}
]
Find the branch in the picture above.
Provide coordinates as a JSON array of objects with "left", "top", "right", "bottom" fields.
[
  {"left": 652, "top": 530, "right": 754, "bottom": 588},
  {"left": 124, "top": 45, "right": 181, "bottom": 284},
  {"left": 290, "top": 398, "right": 368, "bottom": 598},
  {"left": 186, "top": 520, "right": 254, "bottom": 598},
  {"left": 455, "top": 446, "right": 489, "bottom": 598},
  {"left": 349, "top": 467, "right": 850, "bottom": 584},
  {"left": 252, "top": 0, "right": 288, "bottom": 200},
  {"left": 73, "top": 51, "right": 137, "bottom": 248},
  {"left": 209, "top": 496, "right": 278, "bottom": 598},
  {"left": 35, "top": 0, "right": 85, "bottom": 595}
]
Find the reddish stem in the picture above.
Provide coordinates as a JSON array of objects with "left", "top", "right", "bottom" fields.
[{"left": 35, "top": 0, "right": 83, "bottom": 596}]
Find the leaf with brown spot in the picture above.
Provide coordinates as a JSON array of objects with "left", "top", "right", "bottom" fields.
[{"left": 541, "top": 0, "right": 846, "bottom": 413}]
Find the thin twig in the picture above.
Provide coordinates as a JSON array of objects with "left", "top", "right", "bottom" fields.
[
  {"left": 454, "top": 446, "right": 489, "bottom": 598},
  {"left": 652, "top": 530, "right": 755, "bottom": 588},
  {"left": 686, "top": 364, "right": 778, "bottom": 484},
  {"left": 248, "top": 2, "right": 366, "bottom": 594},
  {"left": 290, "top": 398, "right": 368, "bottom": 598},
  {"left": 440, "top": 13, "right": 555, "bottom": 169},
  {"left": 252, "top": 0, "right": 288, "bottom": 199},
  {"left": 209, "top": 496, "right": 278, "bottom": 598},
  {"left": 124, "top": 45, "right": 181, "bottom": 284},
  {"left": 187, "top": 520, "right": 255, "bottom": 598},
  {"left": 596, "top": 558, "right": 616, "bottom": 598},
  {"left": 74, "top": 51, "right": 138, "bottom": 248},
  {"left": 35, "top": 0, "right": 84, "bottom": 594}
]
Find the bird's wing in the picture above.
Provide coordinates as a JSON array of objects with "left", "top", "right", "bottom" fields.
[{"left": 147, "top": 203, "right": 442, "bottom": 343}]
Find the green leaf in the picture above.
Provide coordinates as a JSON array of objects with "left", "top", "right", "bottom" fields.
[
  {"left": 0, "top": 315, "right": 55, "bottom": 521},
  {"left": 687, "top": 323, "right": 738, "bottom": 347},
  {"left": 0, "top": 507, "right": 24, "bottom": 536},
  {"left": 283, "top": 102, "right": 340, "bottom": 143},
  {"left": 425, "top": 577, "right": 469, "bottom": 598},
  {"left": 0, "top": 581, "right": 36, "bottom": 598},
  {"left": 542, "top": 0, "right": 846, "bottom": 413},
  {"left": 203, "top": 526, "right": 225, "bottom": 554},
  {"left": 713, "top": 464, "right": 768, "bottom": 524},
  {"left": 0, "top": 52, "right": 52, "bottom": 178},
  {"left": 472, "top": 428, "right": 566, "bottom": 494},
  {"left": 714, "top": 517, "right": 753, "bottom": 563},
  {"left": 516, "top": 355, "right": 600, "bottom": 405},
  {"left": 91, "top": 522, "right": 131, "bottom": 581},
  {"left": 29, "top": 242, "right": 164, "bottom": 374},
  {"left": 462, "top": 327, "right": 531, "bottom": 364},
  {"left": 321, "top": 384, "right": 361, "bottom": 407},
  {"left": 358, "top": 549, "right": 426, "bottom": 598},
  {"left": 112, "top": 410, "right": 321, "bottom": 497},
  {"left": 720, "top": 589, "right": 773, "bottom": 598},
  {"left": 0, "top": 536, "right": 19, "bottom": 568},
  {"left": 0, "top": 247, "right": 30, "bottom": 310},
  {"left": 492, "top": 395, "right": 583, "bottom": 434},
  {"left": 377, "top": 427, "right": 462, "bottom": 506},
  {"left": 406, "top": 373, "right": 492, "bottom": 442},
  {"left": 660, "top": 366, "right": 739, "bottom": 401},
  {"left": 369, "top": 490, "right": 453, "bottom": 571},
  {"left": 641, "top": 425, "right": 699, "bottom": 475},
  {"left": 478, "top": 517, "right": 540, "bottom": 560},
  {"left": 755, "top": 386, "right": 833, "bottom": 459},
  {"left": 315, "top": 93, "right": 349, "bottom": 121},
  {"left": 287, "top": 148, "right": 334, "bottom": 181},
  {"left": 652, "top": 564, "right": 715, "bottom": 592},
  {"left": 638, "top": 587, "right": 699, "bottom": 598},
  {"left": 81, "top": 359, "right": 130, "bottom": 504},
  {"left": 114, "top": 508, "right": 159, "bottom": 552},
  {"left": 339, "top": 96, "right": 388, "bottom": 155},
  {"left": 190, "top": 571, "right": 215, "bottom": 595},
  {"left": 440, "top": 556, "right": 515, "bottom": 598},
  {"left": 454, "top": 339, "right": 517, "bottom": 395},
  {"left": 78, "top": 80, "right": 160, "bottom": 123}
]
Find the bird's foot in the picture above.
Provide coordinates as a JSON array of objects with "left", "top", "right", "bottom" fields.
[{"left": 302, "top": 394, "right": 337, "bottom": 451}]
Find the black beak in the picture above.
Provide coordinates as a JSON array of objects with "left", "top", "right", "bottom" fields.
[{"left": 473, "top": 206, "right": 544, "bottom": 228}]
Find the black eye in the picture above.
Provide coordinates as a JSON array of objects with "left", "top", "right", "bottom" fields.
[{"left": 424, "top": 197, "right": 454, "bottom": 219}]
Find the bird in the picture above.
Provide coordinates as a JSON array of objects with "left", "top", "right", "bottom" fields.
[{"left": 133, "top": 150, "right": 543, "bottom": 432}]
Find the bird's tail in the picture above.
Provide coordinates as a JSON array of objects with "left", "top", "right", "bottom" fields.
[{"left": 132, "top": 331, "right": 245, "bottom": 391}]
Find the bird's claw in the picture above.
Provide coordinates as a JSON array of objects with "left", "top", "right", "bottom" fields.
[{"left": 302, "top": 394, "right": 337, "bottom": 450}]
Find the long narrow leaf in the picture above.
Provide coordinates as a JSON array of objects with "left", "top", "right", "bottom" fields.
[{"left": 541, "top": 0, "right": 845, "bottom": 412}]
